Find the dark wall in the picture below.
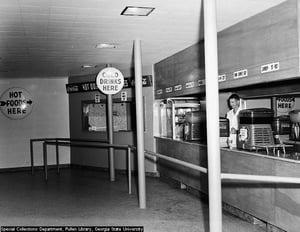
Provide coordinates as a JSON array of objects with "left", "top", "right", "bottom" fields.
[{"left": 68, "top": 67, "right": 156, "bottom": 172}]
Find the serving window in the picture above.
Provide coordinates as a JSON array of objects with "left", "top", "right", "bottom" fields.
[{"left": 82, "top": 100, "right": 134, "bottom": 132}]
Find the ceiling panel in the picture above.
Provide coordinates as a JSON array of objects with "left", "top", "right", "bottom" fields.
[{"left": 0, "top": 0, "right": 287, "bottom": 78}]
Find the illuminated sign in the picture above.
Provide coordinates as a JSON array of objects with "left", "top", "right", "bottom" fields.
[
  {"left": 261, "top": 62, "right": 280, "bottom": 74},
  {"left": 174, "top": 85, "right": 182, "bottom": 91},
  {"left": 233, "top": 69, "right": 248, "bottom": 79}
]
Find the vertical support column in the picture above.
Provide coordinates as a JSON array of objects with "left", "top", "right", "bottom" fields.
[
  {"left": 134, "top": 39, "right": 146, "bottom": 209},
  {"left": 107, "top": 94, "right": 115, "bottom": 181},
  {"left": 203, "top": 0, "right": 222, "bottom": 232}
]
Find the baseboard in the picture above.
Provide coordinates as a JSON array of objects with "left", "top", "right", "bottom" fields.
[
  {"left": 0, "top": 164, "right": 71, "bottom": 173},
  {"left": 70, "top": 164, "right": 160, "bottom": 177},
  {"left": 222, "top": 203, "right": 286, "bottom": 232},
  {"left": 0, "top": 164, "right": 159, "bottom": 178}
]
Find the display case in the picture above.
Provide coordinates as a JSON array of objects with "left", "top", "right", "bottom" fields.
[{"left": 158, "top": 98, "right": 201, "bottom": 140}]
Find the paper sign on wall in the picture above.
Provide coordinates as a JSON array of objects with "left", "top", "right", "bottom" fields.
[
  {"left": 0, "top": 87, "right": 33, "bottom": 120},
  {"left": 121, "top": 91, "right": 127, "bottom": 101},
  {"left": 276, "top": 97, "right": 295, "bottom": 114},
  {"left": 95, "top": 94, "right": 101, "bottom": 103}
]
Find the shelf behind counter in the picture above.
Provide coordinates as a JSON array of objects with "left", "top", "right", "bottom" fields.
[{"left": 155, "top": 136, "right": 300, "bottom": 232}]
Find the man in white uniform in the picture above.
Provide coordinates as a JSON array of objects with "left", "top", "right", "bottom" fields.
[{"left": 226, "top": 94, "right": 241, "bottom": 148}]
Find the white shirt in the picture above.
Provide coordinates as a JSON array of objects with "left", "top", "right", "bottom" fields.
[
  {"left": 226, "top": 107, "right": 241, "bottom": 148},
  {"left": 226, "top": 107, "right": 241, "bottom": 132}
]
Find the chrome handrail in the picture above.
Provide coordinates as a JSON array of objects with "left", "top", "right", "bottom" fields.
[
  {"left": 30, "top": 138, "right": 108, "bottom": 174},
  {"left": 144, "top": 149, "right": 208, "bottom": 174},
  {"left": 37, "top": 138, "right": 133, "bottom": 194}
]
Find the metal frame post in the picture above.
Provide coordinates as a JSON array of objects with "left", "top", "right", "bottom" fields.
[
  {"left": 203, "top": 0, "right": 222, "bottom": 231},
  {"left": 43, "top": 142, "right": 48, "bottom": 181},
  {"left": 30, "top": 139, "right": 34, "bottom": 175},
  {"left": 104, "top": 63, "right": 115, "bottom": 182},
  {"left": 56, "top": 139, "right": 60, "bottom": 174},
  {"left": 107, "top": 94, "right": 115, "bottom": 181},
  {"left": 134, "top": 39, "right": 146, "bottom": 209},
  {"left": 127, "top": 146, "right": 132, "bottom": 194}
]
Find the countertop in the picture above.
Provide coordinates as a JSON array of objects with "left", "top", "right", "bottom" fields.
[{"left": 155, "top": 136, "right": 300, "bottom": 164}]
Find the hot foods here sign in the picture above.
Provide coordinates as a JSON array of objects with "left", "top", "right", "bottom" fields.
[{"left": 0, "top": 87, "right": 33, "bottom": 119}]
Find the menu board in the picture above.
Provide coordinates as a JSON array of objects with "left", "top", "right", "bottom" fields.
[
  {"left": 82, "top": 101, "right": 132, "bottom": 132},
  {"left": 87, "top": 104, "right": 106, "bottom": 131}
]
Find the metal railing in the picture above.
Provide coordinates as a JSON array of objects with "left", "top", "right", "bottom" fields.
[
  {"left": 144, "top": 149, "right": 208, "bottom": 174},
  {"left": 144, "top": 150, "right": 300, "bottom": 185},
  {"left": 30, "top": 138, "right": 109, "bottom": 174},
  {"left": 30, "top": 138, "right": 133, "bottom": 194},
  {"left": 31, "top": 138, "right": 210, "bottom": 196},
  {"left": 31, "top": 138, "right": 300, "bottom": 215}
]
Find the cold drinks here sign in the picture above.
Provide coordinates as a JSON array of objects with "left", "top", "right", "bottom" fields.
[
  {"left": 0, "top": 87, "right": 33, "bottom": 119},
  {"left": 96, "top": 67, "right": 124, "bottom": 95}
]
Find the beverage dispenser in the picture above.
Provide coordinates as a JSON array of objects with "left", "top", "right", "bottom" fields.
[
  {"left": 237, "top": 108, "right": 274, "bottom": 150},
  {"left": 272, "top": 115, "right": 291, "bottom": 143},
  {"left": 183, "top": 111, "right": 206, "bottom": 141},
  {"left": 159, "top": 98, "right": 200, "bottom": 140},
  {"left": 289, "top": 110, "right": 300, "bottom": 141}
]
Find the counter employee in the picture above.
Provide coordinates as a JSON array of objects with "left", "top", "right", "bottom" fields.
[{"left": 226, "top": 94, "right": 241, "bottom": 148}]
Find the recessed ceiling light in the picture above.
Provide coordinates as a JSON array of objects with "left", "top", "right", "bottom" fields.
[
  {"left": 95, "top": 43, "right": 117, "bottom": 49},
  {"left": 81, "top": 64, "right": 97, "bottom": 68},
  {"left": 121, "top": 6, "right": 155, "bottom": 16}
]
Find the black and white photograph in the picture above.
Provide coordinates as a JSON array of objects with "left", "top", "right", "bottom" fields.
[{"left": 0, "top": 0, "right": 300, "bottom": 231}]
